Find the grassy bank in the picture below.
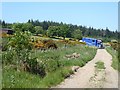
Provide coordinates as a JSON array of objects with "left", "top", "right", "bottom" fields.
[
  {"left": 2, "top": 44, "right": 97, "bottom": 88},
  {"left": 3, "top": 66, "right": 73, "bottom": 88},
  {"left": 106, "top": 47, "right": 119, "bottom": 71}
]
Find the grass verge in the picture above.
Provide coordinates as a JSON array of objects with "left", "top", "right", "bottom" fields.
[
  {"left": 2, "top": 44, "right": 97, "bottom": 88},
  {"left": 106, "top": 47, "right": 119, "bottom": 71},
  {"left": 2, "top": 66, "right": 73, "bottom": 88}
]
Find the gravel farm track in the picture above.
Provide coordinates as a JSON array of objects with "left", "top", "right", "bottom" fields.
[{"left": 54, "top": 49, "right": 118, "bottom": 88}]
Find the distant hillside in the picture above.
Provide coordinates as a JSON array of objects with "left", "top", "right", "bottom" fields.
[{"left": 0, "top": 19, "right": 119, "bottom": 42}]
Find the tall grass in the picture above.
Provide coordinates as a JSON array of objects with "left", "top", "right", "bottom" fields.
[
  {"left": 0, "top": 51, "right": 2, "bottom": 90},
  {"left": 34, "top": 45, "right": 97, "bottom": 67},
  {"left": 2, "top": 66, "right": 73, "bottom": 88},
  {"left": 2, "top": 44, "right": 97, "bottom": 88},
  {"left": 106, "top": 47, "right": 119, "bottom": 71},
  {"left": 3, "top": 66, "right": 42, "bottom": 88}
]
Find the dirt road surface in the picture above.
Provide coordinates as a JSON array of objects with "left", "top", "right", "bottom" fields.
[{"left": 55, "top": 49, "right": 118, "bottom": 88}]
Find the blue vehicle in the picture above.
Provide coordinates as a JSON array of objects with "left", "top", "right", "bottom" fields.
[{"left": 82, "top": 37, "right": 104, "bottom": 48}]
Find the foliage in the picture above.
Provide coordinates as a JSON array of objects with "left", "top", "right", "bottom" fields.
[
  {"left": 72, "top": 29, "right": 82, "bottom": 40},
  {"left": 22, "top": 23, "right": 35, "bottom": 33},
  {"left": 3, "top": 39, "right": 97, "bottom": 88},
  {"left": 47, "top": 25, "right": 70, "bottom": 39},
  {"left": 2, "top": 20, "right": 119, "bottom": 40},
  {"left": 106, "top": 47, "right": 119, "bottom": 71},
  {"left": 34, "top": 26, "right": 44, "bottom": 35},
  {"left": 2, "top": 66, "right": 42, "bottom": 88},
  {"left": 34, "top": 44, "right": 97, "bottom": 68},
  {"left": 2, "top": 30, "right": 46, "bottom": 76},
  {"left": 2, "top": 66, "right": 73, "bottom": 88},
  {"left": 31, "top": 39, "right": 57, "bottom": 49},
  {"left": 3, "top": 31, "right": 31, "bottom": 65},
  {"left": 95, "top": 61, "right": 105, "bottom": 69},
  {"left": 2, "top": 37, "right": 9, "bottom": 51},
  {"left": 41, "top": 67, "right": 73, "bottom": 87},
  {"left": 47, "top": 26, "right": 60, "bottom": 37},
  {"left": 2, "top": 19, "right": 107, "bottom": 88},
  {"left": 109, "top": 41, "right": 119, "bottom": 51},
  {"left": 44, "top": 59, "right": 61, "bottom": 73},
  {"left": 59, "top": 25, "right": 70, "bottom": 39},
  {"left": 43, "top": 40, "right": 58, "bottom": 49},
  {"left": 12, "top": 23, "right": 35, "bottom": 33},
  {"left": 12, "top": 23, "right": 23, "bottom": 31}
]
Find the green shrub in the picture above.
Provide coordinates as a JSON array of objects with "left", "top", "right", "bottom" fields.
[
  {"left": 2, "top": 37, "right": 9, "bottom": 51},
  {"left": 45, "top": 59, "right": 59, "bottom": 73},
  {"left": 2, "top": 50, "right": 15, "bottom": 65},
  {"left": 60, "top": 67, "right": 73, "bottom": 78},
  {"left": 43, "top": 39, "right": 58, "bottom": 49},
  {"left": 3, "top": 30, "right": 46, "bottom": 77}
]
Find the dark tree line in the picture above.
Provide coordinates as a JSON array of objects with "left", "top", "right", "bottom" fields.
[{"left": 1, "top": 19, "right": 119, "bottom": 41}]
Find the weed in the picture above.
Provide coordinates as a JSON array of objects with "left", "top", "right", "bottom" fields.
[{"left": 95, "top": 61, "right": 105, "bottom": 69}]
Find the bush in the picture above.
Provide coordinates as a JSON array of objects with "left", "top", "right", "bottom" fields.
[
  {"left": 109, "top": 42, "right": 118, "bottom": 50},
  {"left": 32, "top": 39, "right": 58, "bottom": 50},
  {"left": 60, "top": 67, "right": 73, "bottom": 78},
  {"left": 3, "top": 30, "right": 46, "bottom": 77},
  {"left": 2, "top": 50, "right": 15, "bottom": 65},
  {"left": 42, "top": 52, "right": 62, "bottom": 73},
  {"left": 43, "top": 40, "right": 58, "bottom": 49},
  {"left": 45, "top": 59, "right": 59, "bottom": 73},
  {"left": 2, "top": 37, "right": 9, "bottom": 51},
  {"left": 25, "top": 57, "right": 46, "bottom": 77}
]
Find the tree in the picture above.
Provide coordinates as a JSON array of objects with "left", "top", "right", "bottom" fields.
[
  {"left": 12, "top": 23, "right": 23, "bottom": 31},
  {"left": 59, "top": 25, "right": 69, "bottom": 39},
  {"left": 3, "top": 30, "right": 46, "bottom": 76},
  {"left": 84, "top": 30, "right": 89, "bottom": 37},
  {"left": 0, "top": 20, "right": 1, "bottom": 25},
  {"left": 5, "top": 30, "right": 33, "bottom": 68},
  {"left": 2, "top": 20, "right": 6, "bottom": 28},
  {"left": 72, "top": 29, "right": 82, "bottom": 40},
  {"left": 22, "top": 23, "right": 35, "bottom": 33},
  {"left": 34, "top": 26, "right": 44, "bottom": 35},
  {"left": 28, "top": 19, "right": 31, "bottom": 23},
  {"left": 47, "top": 26, "right": 58, "bottom": 37},
  {"left": 34, "top": 20, "right": 40, "bottom": 26},
  {"left": 105, "top": 27, "right": 111, "bottom": 38},
  {"left": 12, "top": 23, "right": 35, "bottom": 33},
  {"left": 47, "top": 25, "right": 70, "bottom": 39},
  {"left": 42, "top": 21, "right": 49, "bottom": 30}
]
